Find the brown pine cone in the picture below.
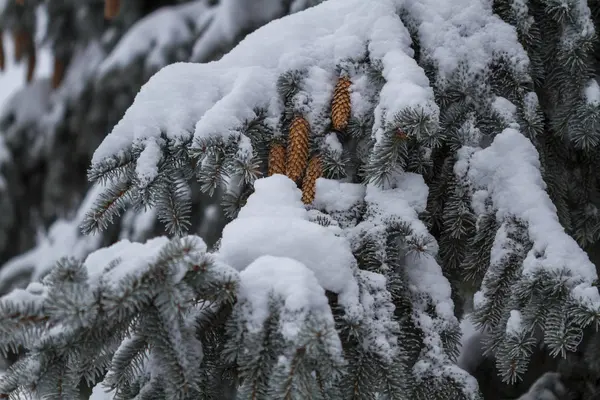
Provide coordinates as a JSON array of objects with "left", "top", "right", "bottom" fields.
[
  {"left": 0, "top": 34, "right": 5, "bottom": 71},
  {"left": 331, "top": 76, "right": 352, "bottom": 131},
  {"left": 301, "top": 156, "right": 322, "bottom": 204},
  {"left": 105, "top": 0, "right": 121, "bottom": 19},
  {"left": 12, "top": 30, "right": 25, "bottom": 62},
  {"left": 26, "top": 46, "right": 36, "bottom": 83},
  {"left": 268, "top": 142, "right": 286, "bottom": 176},
  {"left": 52, "top": 56, "right": 66, "bottom": 89},
  {"left": 285, "top": 116, "right": 310, "bottom": 182}
]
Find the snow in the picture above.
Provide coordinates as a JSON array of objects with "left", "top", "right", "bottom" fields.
[
  {"left": 457, "top": 314, "right": 481, "bottom": 372},
  {"left": 238, "top": 255, "right": 338, "bottom": 346},
  {"left": 324, "top": 132, "right": 342, "bottom": 154},
  {"left": 461, "top": 128, "right": 600, "bottom": 305},
  {"left": 492, "top": 96, "right": 518, "bottom": 125},
  {"left": 401, "top": 0, "right": 529, "bottom": 82},
  {"left": 84, "top": 235, "right": 206, "bottom": 290},
  {"left": 339, "top": 169, "right": 470, "bottom": 384},
  {"left": 0, "top": 282, "right": 46, "bottom": 306},
  {"left": 219, "top": 175, "right": 357, "bottom": 298},
  {"left": 98, "top": 1, "right": 214, "bottom": 77},
  {"left": 585, "top": 79, "right": 600, "bottom": 106},
  {"left": 92, "top": 0, "right": 436, "bottom": 171},
  {"left": 312, "top": 178, "right": 365, "bottom": 213},
  {"left": 0, "top": 25, "right": 52, "bottom": 111},
  {"left": 191, "top": 0, "right": 318, "bottom": 62},
  {"left": 0, "top": 79, "right": 52, "bottom": 140},
  {"left": 355, "top": 268, "right": 398, "bottom": 361},
  {"left": 135, "top": 137, "right": 163, "bottom": 188},
  {"left": 89, "top": 383, "right": 115, "bottom": 400},
  {"left": 218, "top": 175, "right": 401, "bottom": 361},
  {"left": 506, "top": 309, "right": 523, "bottom": 336}
]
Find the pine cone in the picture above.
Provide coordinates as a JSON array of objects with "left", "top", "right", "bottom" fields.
[
  {"left": 26, "top": 46, "right": 35, "bottom": 83},
  {"left": 105, "top": 0, "right": 121, "bottom": 19},
  {"left": 302, "top": 155, "right": 322, "bottom": 204},
  {"left": 12, "top": 30, "right": 25, "bottom": 62},
  {"left": 15, "top": 0, "right": 24, "bottom": 4},
  {"left": 285, "top": 116, "right": 310, "bottom": 182},
  {"left": 52, "top": 57, "right": 66, "bottom": 89},
  {"left": 0, "top": 34, "right": 5, "bottom": 71},
  {"left": 331, "top": 76, "right": 352, "bottom": 131},
  {"left": 268, "top": 142, "right": 286, "bottom": 176}
]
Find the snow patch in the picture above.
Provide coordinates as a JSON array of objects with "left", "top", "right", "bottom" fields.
[{"left": 238, "top": 255, "right": 336, "bottom": 343}]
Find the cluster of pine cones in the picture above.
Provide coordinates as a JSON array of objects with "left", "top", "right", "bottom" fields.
[{"left": 268, "top": 76, "right": 352, "bottom": 204}]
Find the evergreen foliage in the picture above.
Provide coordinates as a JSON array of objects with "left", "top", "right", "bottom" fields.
[{"left": 2, "top": 0, "right": 600, "bottom": 399}]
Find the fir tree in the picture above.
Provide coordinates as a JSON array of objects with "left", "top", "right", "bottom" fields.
[{"left": 2, "top": 0, "right": 600, "bottom": 399}]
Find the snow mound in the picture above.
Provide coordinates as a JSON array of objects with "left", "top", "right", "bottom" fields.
[
  {"left": 219, "top": 175, "right": 357, "bottom": 298},
  {"left": 238, "top": 255, "right": 337, "bottom": 344}
]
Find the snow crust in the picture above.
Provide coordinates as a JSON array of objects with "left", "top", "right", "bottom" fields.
[{"left": 459, "top": 128, "right": 600, "bottom": 306}]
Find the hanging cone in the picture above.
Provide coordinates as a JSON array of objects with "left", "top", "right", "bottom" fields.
[
  {"left": 0, "top": 34, "right": 5, "bottom": 71},
  {"left": 268, "top": 142, "right": 286, "bottom": 176},
  {"left": 105, "top": 0, "right": 121, "bottom": 19},
  {"left": 331, "top": 76, "right": 352, "bottom": 131},
  {"left": 52, "top": 56, "right": 66, "bottom": 89},
  {"left": 285, "top": 116, "right": 310, "bottom": 182},
  {"left": 16, "top": 0, "right": 25, "bottom": 4},
  {"left": 13, "top": 30, "right": 25, "bottom": 62},
  {"left": 26, "top": 46, "right": 36, "bottom": 83},
  {"left": 301, "top": 156, "right": 322, "bottom": 204}
]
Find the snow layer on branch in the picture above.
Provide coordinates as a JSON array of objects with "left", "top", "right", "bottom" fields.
[
  {"left": 92, "top": 0, "right": 435, "bottom": 167},
  {"left": 401, "top": 0, "right": 529, "bottom": 80},
  {"left": 459, "top": 129, "right": 600, "bottom": 305},
  {"left": 84, "top": 237, "right": 170, "bottom": 287},
  {"left": 313, "top": 178, "right": 365, "bottom": 213},
  {"left": 238, "top": 255, "right": 338, "bottom": 346},
  {"left": 350, "top": 172, "right": 476, "bottom": 391},
  {"left": 362, "top": 173, "right": 453, "bottom": 320},
  {"left": 90, "top": 383, "right": 115, "bottom": 400},
  {"left": 219, "top": 175, "right": 357, "bottom": 298},
  {"left": 99, "top": 1, "right": 214, "bottom": 77},
  {"left": 220, "top": 175, "right": 399, "bottom": 361}
]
